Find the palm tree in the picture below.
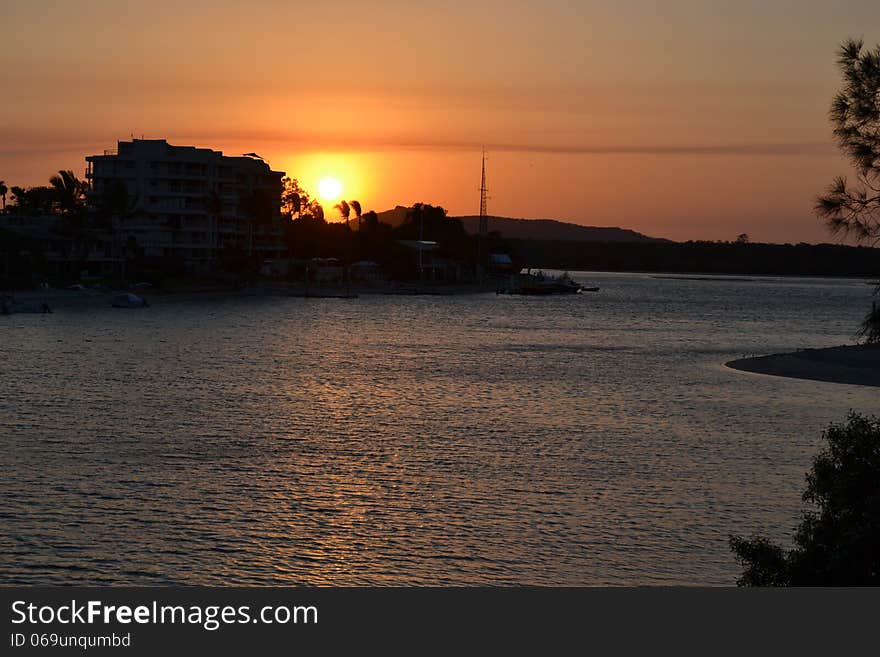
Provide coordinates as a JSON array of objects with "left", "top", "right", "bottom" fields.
[
  {"left": 49, "top": 170, "right": 87, "bottom": 217},
  {"left": 49, "top": 170, "right": 88, "bottom": 258},
  {"left": 0, "top": 180, "right": 7, "bottom": 211},
  {"left": 334, "top": 200, "right": 351, "bottom": 227},
  {"left": 350, "top": 200, "right": 362, "bottom": 231}
]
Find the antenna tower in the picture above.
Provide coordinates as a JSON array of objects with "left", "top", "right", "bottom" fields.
[
  {"left": 476, "top": 149, "right": 490, "bottom": 284},
  {"left": 479, "top": 149, "right": 489, "bottom": 238}
]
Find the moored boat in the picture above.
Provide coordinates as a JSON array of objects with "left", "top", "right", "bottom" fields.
[
  {"left": 497, "top": 270, "right": 590, "bottom": 295},
  {"left": 111, "top": 293, "right": 149, "bottom": 308},
  {"left": 1, "top": 296, "right": 52, "bottom": 314}
]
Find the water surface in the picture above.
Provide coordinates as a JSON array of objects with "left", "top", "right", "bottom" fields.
[{"left": 1, "top": 272, "right": 876, "bottom": 585}]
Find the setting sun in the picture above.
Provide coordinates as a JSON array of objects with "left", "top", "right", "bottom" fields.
[
  {"left": 318, "top": 177, "right": 343, "bottom": 201},
  {"left": 282, "top": 153, "right": 369, "bottom": 212}
]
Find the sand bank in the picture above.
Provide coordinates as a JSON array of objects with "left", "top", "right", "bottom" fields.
[{"left": 726, "top": 344, "right": 880, "bottom": 388}]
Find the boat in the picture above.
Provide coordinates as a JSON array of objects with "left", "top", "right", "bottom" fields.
[
  {"left": 497, "top": 270, "right": 589, "bottom": 295},
  {"left": 111, "top": 293, "right": 149, "bottom": 308},
  {"left": 1, "top": 296, "right": 52, "bottom": 314}
]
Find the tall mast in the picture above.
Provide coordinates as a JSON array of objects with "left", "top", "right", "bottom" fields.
[
  {"left": 477, "top": 149, "right": 488, "bottom": 282},
  {"left": 479, "top": 149, "right": 488, "bottom": 237}
]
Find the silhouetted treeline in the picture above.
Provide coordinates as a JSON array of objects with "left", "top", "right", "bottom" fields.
[
  {"left": 279, "top": 203, "right": 504, "bottom": 280},
  {"left": 508, "top": 239, "right": 880, "bottom": 277},
  {"left": 731, "top": 413, "right": 880, "bottom": 586}
]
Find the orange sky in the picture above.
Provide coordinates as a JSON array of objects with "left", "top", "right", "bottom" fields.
[{"left": 2, "top": 1, "right": 878, "bottom": 242}]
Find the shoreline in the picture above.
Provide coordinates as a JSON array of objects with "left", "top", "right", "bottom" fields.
[
  {"left": 726, "top": 344, "right": 880, "bottom": 388},
  {"left": 2, "top": 281, "right": 500, "bottom": 310}
]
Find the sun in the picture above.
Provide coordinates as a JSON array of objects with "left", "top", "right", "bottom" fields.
[{"left": 318, "top": 177, "right": 342, "bottom": 201}]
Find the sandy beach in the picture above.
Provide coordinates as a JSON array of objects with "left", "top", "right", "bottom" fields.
[{"left": 726, "top": 344, "right": 880, "bottom": 388}]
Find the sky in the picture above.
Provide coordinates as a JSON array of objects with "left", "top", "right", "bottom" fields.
[{"left": 2, "top": 0, "right": 879, "bottom": 242}]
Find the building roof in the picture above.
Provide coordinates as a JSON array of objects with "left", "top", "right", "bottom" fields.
[
  {"left": 86, "top": 139, "right": 285, "bottom": 176},
  {"left": 398, "top": 240, "right": 438, "bottom": 251}
]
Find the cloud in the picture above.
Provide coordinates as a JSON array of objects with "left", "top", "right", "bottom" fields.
[
  {"left": 0, "top": 125, "right": 834, "bottom": 163},
  {"left": 174, "top": 129, "right": 837, "bottom": 157}
]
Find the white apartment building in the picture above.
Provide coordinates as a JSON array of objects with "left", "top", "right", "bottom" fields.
[{"left": 85, "top": 139, "right": 285, "bottom": 270}]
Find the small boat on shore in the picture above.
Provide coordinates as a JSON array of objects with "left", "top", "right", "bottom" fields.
[
  {"left": 1, "top": 296, "right": 52, "bottom": 314},
  {"left": 111, "top": 293, "right": 149, "bottom": 308},
  {"left": 497, "top": 270, "right": 593, "bottom": 296}
]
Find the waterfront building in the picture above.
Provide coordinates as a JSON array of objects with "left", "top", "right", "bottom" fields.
[{"left": 86, "top": 139, "right": 285, "bottom": 270}]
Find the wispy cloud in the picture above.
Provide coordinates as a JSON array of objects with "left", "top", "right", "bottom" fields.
[
  {"left": 0, "top": 128, "right": 834, "bottom": 162},
  {"left": 175, "top": 130, "right": 837, "bottom": 157}
]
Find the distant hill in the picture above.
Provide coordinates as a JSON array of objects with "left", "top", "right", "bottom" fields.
[
  {"left": 456, "top": 215, "right": 660, "bottom": 242},
  {"left": 507, "top": 239, "right": 880, "bottom": 277},
  {"left": 375, "top": 206, "right": 659, "bottom": 242},
  {"left": 375, "top": 206, "right": 411, "bottom": 227}
]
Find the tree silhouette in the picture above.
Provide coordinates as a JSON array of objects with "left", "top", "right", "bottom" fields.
[
  {"left": 8, "top": 185, "right": 55, "bottom": 215},
  {"left": 280, "top": 176, "right": 311, "bottom": 219},
  {"left": 350, "top": 200, "right": 362, "bottom": 230},
  {"left": 814, "top": 39, "right": 880, "bottom": 339},
  {"left": 362, "top": 210, "right": 379, "bottom": 232},
  {"left": 46, "top": 170, "right": 89, "bottom": 258},
  {"left": 815, "top": 39, "right": 880, "bottom": 243},
  {"left": 731, "top": 413, "right": 880, "bottom": 585},
  {"left": 0, "top": 180, "right": 7, "bottom": 210},
  {"left": 334, "top": 200, "right": 351, "bottom": 227},
  {"left": 48, "top": 169, "right": 87, "bottom": 218},
  {"left": 10, "top": 186, "right": 26, "bottom": 209},
  {"left": 239, "top": 187, "right": 279, "bottom": 256}
]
